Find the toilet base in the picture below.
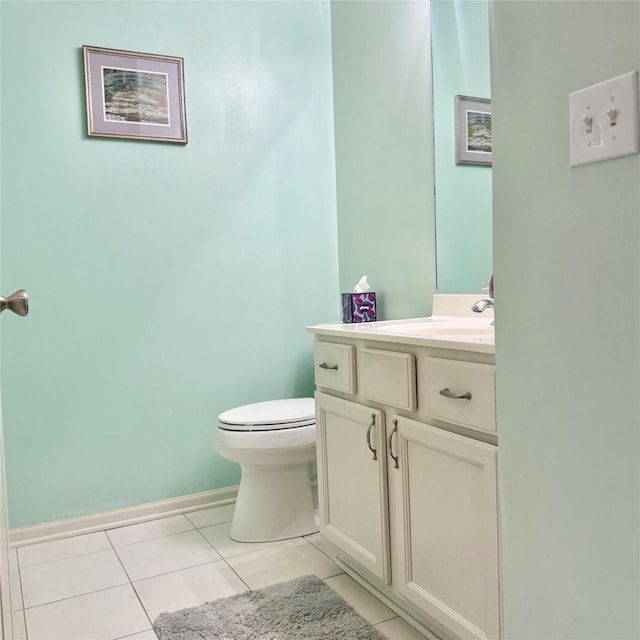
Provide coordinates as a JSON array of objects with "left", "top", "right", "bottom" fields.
[{"left": 231, "top": 462, "right": 319, "bottom": 542}]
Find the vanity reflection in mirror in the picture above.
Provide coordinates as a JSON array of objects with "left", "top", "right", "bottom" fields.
[{"left": 432, "top": 0, "right": 492, "bottom": 293}]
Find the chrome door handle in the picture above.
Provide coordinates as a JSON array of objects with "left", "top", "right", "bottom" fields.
[
  {"left": 318, "top": 362, "right": 338, "bottom": 370},
  {"left": 439, "top": 387, "right": 471, "bottom": 400},
  {"left": 0, "top": 290, "right": 28, "bottom": 316},
  {"left": 366, "top": 414, "right": 377, "bottom": 461},
  {"left": 388, "top": 419, "right": 399, "bottom": 469}
]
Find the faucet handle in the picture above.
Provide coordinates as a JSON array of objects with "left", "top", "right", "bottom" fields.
[{"left": 481, "top": 275, "right": 494, "bottom": 298}]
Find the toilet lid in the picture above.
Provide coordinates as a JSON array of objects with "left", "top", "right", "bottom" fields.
[{"left": 218, "top": 398, "right": 316, "bottom": 432}]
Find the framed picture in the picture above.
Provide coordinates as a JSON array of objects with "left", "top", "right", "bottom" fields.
[
  {"left": 83, "top": 45, "right": 187, "bottom": 143},
  {"left": 455, "top": 95, "right": 491, "bottom": 165}
]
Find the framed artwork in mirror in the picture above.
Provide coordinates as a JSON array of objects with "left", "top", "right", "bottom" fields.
[
  {"left": 83, "top": 45, "right": 187, "bottom": 143},
  {"left": 455, "top": 95, "right": 491, "bottom": 165}
]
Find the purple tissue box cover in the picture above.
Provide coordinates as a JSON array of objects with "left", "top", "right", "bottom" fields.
[{"left": 342, "top": 292, "right": 377, "bottom": 323}]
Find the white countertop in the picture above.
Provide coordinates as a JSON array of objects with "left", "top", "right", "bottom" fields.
[
  {"left": 307, "top": 316, "right": 495, "bottom": 354},
  {"left": 307, "top": 294, "right": 495, "bottom": 354}
]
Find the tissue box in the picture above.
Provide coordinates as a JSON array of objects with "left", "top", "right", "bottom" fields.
[{"left": 342, "top": 292, "right": 377, "bottom": 323}]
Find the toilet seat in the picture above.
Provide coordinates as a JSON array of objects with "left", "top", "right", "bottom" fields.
[{"left": 218, "top": 398, "right": 315, "bottom": 432}]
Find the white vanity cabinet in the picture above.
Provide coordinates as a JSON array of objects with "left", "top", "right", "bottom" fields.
[
  {"left": 388, "top": 415, "right": 500, "bottom": 640},
  {"left": 315, "top": 394, "right": 390, "bottom": 583},
  {"left": 310, "top": 325, "right": 500, "bottom": 640}
]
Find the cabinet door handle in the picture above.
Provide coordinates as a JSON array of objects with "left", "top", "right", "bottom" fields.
[
  {"left": 439, "top": 387, "right": 472, "bottom": 400},
  {"left": 318, "top": 362, "right": 338, "bottom": 370},
  {"left": 366, "top": 414, "right": 377, "bottom": 461},
  {"left": 388, "top": 419, "right": 399, "bottom": 469}
]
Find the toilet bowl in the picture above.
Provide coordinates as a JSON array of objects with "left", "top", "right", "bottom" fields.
[{"left": 215, "top": 398, "right": 319, "bottom": 543}]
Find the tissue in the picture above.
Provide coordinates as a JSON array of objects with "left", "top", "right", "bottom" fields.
[
  {"left": 353, "top": 275, "right": 370, "bottom": 294},
  {"left": 342, "top": 275, "right": 377, "bottom": 323}
]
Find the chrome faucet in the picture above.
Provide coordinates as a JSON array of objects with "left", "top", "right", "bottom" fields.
[
  {"left": 472, "top": 275, "right": 495, "bottom": 319},
  {"left": 471, "top": 298, "right": 494, "bottom": 313}
]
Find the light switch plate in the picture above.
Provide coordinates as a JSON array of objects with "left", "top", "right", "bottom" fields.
[{"left": 569, "top": 71, "right": 639, "bottom": 167}]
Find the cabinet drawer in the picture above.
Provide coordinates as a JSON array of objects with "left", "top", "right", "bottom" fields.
[
  {"left": 314, "top": 342, "right": 356, "bottom": 394},
  {"left": 421, "top": 357, "right": 495, "bottom": 432},
  {"left": 359, "top": 348, "right": 416, "bottom": 411}
]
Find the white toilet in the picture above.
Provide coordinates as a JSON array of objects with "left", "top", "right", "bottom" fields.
[{"left": 215, "top": 397, "right": 319, "bottom": 543}]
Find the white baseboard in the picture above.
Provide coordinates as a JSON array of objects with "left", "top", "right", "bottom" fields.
[{"left": 9, "top": 486, "right": 239, "bottom": 548}]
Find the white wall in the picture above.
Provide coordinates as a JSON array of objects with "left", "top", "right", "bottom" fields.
[{"left": 491, "top": 1, "right": 640, "bottom": 638}]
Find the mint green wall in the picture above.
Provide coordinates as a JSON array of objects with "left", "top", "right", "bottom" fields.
[
  {"left": 0, "top": 1, "right": 338, "bottom": 528},
  {"left": 330, "top": 1, "right": 436, "bottom": 320},
  {"left": 491, "top": 1, "right": 640, "bottom": 637},
  {"left": 432, "top": 0, "right": 492, "bottom": 292}
]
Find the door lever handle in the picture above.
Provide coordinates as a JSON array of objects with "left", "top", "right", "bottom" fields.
[{"left": 0, "top": 290, "right": 29, "bottom": 316}]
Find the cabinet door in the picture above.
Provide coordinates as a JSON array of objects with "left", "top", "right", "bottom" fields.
[
  {"left": 389, "top": 415, "right": 500, "bottom": 640},
  {"left": 315, "top": 392, "right": 390, "bottom": 584}
]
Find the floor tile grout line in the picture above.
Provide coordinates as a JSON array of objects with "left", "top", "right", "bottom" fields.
[
  {"left": 130, "top": 557, "right": 242, "bottom": 586},
  {"left": 13, "top": 529, "right": 110, "bottom": 552},
  {"left": 19, "top": 547, "right": 132, "bottom": 611},
  {"left": 304, "top": 535, "right": 336, "bottom": 561},
  {"left": 214, "top": 539, "right": 295, "bottom": 558},
  {"left": 320, "top": 575, "right": 400, "bottom": 628},
  {"left": 191, "top": 523, "right": 226, "bottom": 558},
  {"left": 109, "top": 526, "right": 227, "bottom": 582},
  {"left": 22, "top": 580, "right": 132, "bottom": 611},
  {"left": 113, "top": 629, "right": 155, "bottom": 640},
  {"left": 221, "top": 556, "right": 252, "bottom": 594},
  {"left": 106, "top": 520, "right": 198, "bottom": 550},
  {"left": 183, "top": 507, "right": 235, "bottom": 529},
  {"left": 17, "top": 546, "right": 114, "bottom": 570},
  {"left": 15, "top": 608, "right": 27, "bottom": 640},
  {"left": 189, "top": 524, "right": 267, "bottom": 593},
  {"left": 193, "top": 526, "right": 338, "bottom": 595},
  {"left": 193, "top": 526, "right": 307, "bottom": 560},
  {"left": 324, "top": 574, "right": 399, "bottom": 625},
  {"left": 12, "top": 549, "right": 25, "bottom": 605},
  {"left": 106, "top": 527, "right": 156, "bottom": 630},
  {"left": 13, "top": 549, "right": 28, "bottom": 640}
]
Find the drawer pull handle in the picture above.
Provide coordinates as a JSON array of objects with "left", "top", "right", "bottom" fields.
[
  {"left": 318, "top": 362, "right": 339, "bottom": 370},
  {"left": 388, "top": 419, "right": 399, "bottom": 469},
  {"left": 439, "top": 387, "right": 472, "bottom": 400},
  {"left": 366, "top": 414, "right": 377, "bottom": 461}
]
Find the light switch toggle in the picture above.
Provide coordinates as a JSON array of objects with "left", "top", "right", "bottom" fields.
[
  {"left": 569, "top": 70, "right": 639, "bottom": 167},
  {"left": 581, "top": 115, "right": 593, "bottom": 134}
]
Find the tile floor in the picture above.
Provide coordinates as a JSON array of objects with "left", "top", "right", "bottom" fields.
[{"left": 9, "top": 504, "right": 427, "bottom": 640}]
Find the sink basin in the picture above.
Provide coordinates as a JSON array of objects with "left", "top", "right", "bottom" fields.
[{"left": 378, "top": 322, "right": 494, "bottom": 337}]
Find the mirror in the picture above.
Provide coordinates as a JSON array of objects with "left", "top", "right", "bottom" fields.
[{"left": 432, "top": 0, "right": 492, "bottom": 292}]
